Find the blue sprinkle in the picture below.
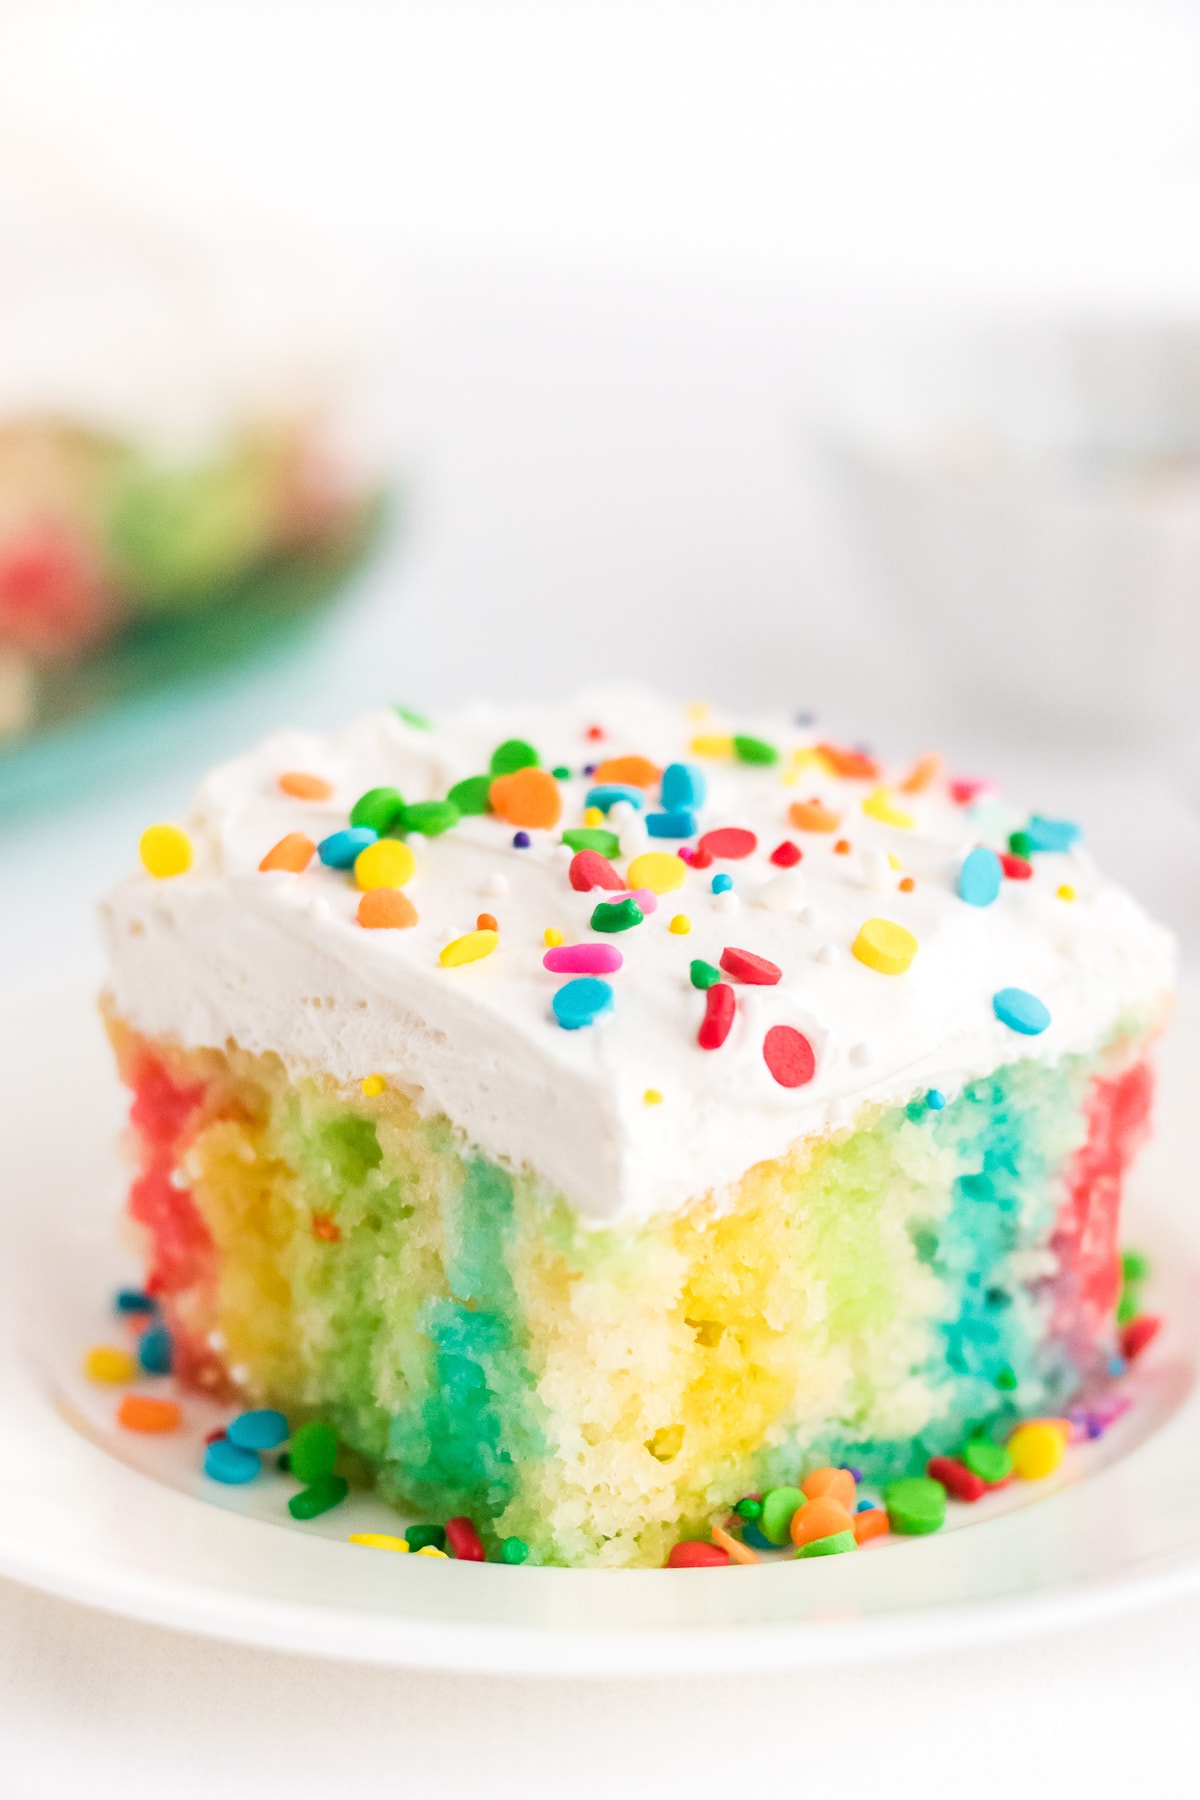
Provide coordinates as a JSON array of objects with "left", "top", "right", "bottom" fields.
[
  {"left": 926, "top": 1088, "right": 946, "bottom": 1110},
  {"left": 661, "top": 762, "right": 707, "bottom": 811},
  {"left": 992, "top": 987, "right": 1051, "bottom": 1035},
  {"left": 227, "top": 1408, "right": 289, "bottom": 1451},
  {"left": 1108, "top": 1356, "right": 1128, "bottom": 1378},
  {"left": 742, "top": 1522, "right": 774, "bottom": 1550},
  {"left": 855, "top": 1498, "right": 877, "bottom": 1513},
  {"left": 114, "top": 1288, "right": 156, "bottom": 1316},
  {"left": 711, "top": 872, "right": 733, "bottom": 894},
  {"left": 646, "top": 810, "right": 696, "bottom": 838},
  {"left": 585, "top": 783, "right": 644, "bottom": 813},
  {"left": 318, "top": 826, "right": 377, "bottom": 868},
  {"left": 137, "top": 1323, "right": 173, "bottom": 1376},
  {"left": 1026, "top": 815, "right": 1081, "bottom": 853},
  {"left": 512, "top": 831, "right": 531, "bottom": 848},
  {"left": 958, "top": 845, "right": 1003, "bottom": 908},
  {"left": 552, "top": 976, "right": 614, "bottom": 1030},
  {"left": 204, "top": 1439, "right": 262, "bottom": 1485}
]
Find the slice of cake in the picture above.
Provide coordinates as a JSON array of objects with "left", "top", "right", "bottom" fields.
[{"left": 99, "top": 691, "right": 1174, "bottom": 1567}]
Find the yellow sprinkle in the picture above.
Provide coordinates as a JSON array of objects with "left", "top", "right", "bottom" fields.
[
  {"left": 790, "top": 746, "right": 823, "bottom": 768},
  {"left": 1008, "top": 1420, "right": 1067, "bottom": 1480},
  {"left": 583, "top": 806, "right": 604, "bottom": 828},
  {"left": 349, "top": 1532, "right": 411, "bottom": 1552},
  {"left": 139, "top": 824, "right": 192, "bottom": 879},
  {"left": 685, "top": 699, "right": 710, "bottom": 720},
  {"left": 544, "top": 927, "right": 564, "bottom": 947},
  {"left": 1057, "top": 884, "right": 1076, "bottom": 902},
  {"left": 627, "top": 851, "right": 686, "bottom": 894},
  {"left": 862, "top": 788, "right": 915, "bottom": 830},
  {"left": 887, "top": 853, "right": 902, "bottom": 870},
  {"left": 361, "top": 1074, "right": 385, "bottom": 1097},
  {"left": 690, "top": 733, "right": 733, "bottom": 759},
  {"left": 416, "top": 1544, "right": 449, "bottom": 1558},
  {"left": 780, "top": 768, "right": 799, "bottom": 786},
  {"left": 643, "top": 1088, "right": 663, "bottom": 1105},
  {"left": 852, "top": 917, "right": 919, "bottom": 976},
  {"left": 355, "top": 838, "right": 416, "bottom": 891},
  {"left": 84, "top": 1345, "right": 138, "bottom": 1384},
  {"left": 668, "top": 913, "right": 691, "bottom": 935},
  {"left": 439, "top": 928, "right": 499, "bottom": 968}
]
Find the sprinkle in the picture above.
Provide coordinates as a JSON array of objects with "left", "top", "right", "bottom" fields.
[
  {"left": 585, "top": 724, "right": 605, "bottom": 741},
  {"left": 117, "top": 1395, "right": 181, "bottom": 1434},
  {"left": 501, "top": 1536, "right": 530, "bottom": 1564},
  {"left": 713, "top": 890, "right": 739, "bottom": 913},
  {"left": 490, "top": 767, "right": 562, "bottom": 829},
  {"left": 899, "top": 752, "right": 942, "bottom": 794},
  {"left": 926, "top": 1088, "right": 946, "bottom": 1109},
  {"left": 926, "top": 1456, "right": 987, "bottom": 1503},
  {"left": 484, "top": 873, "right": 509, "bottom": 897},
  {"left": 992, "top": 987, "right": 1051, "bottom": 1035},
  {"left": 319, "top": 826, "right": 377, "bottom": 869},
  {"left": 862, "top": 788, "right": 914, "bottom": 829},
  {"left": 626, "top": 851, "right": 687, "bottom": 894},
  {"left": 205, "top": 1440, "right": 261, "bottom": 1484},
  {"left": 1057, "top": 884, "right": 1076, "bottom": 902},
  {"left": 406, "top": 1524, "right": 446, "bottom": 1551},
  {"left": 666, "top": 1540, "right": 730, "bottom": 1568},
  {"left": 949, "top": 777, "right": 990, "bottom": 805},
  {"left": 698, "top": 982, "right": 736, "bottom": 1049},
  {"left": 884, "top": 1476, "right": 946, "bottom": 1536},
  {"left": 1026, "top": 815, "right": 1081, "bottom": 853},
  {"left": 562, "top": 827, "right": 620, "bottom": 857},
  {"left": 361, "top": 1074, "right": 385, "bottom": 1096},
  {"left": 585, "top": 783, "right": 644, "bottom": 813},
  {"left": 770, "top": 841, "right": 802, "bottom": 867},
  {"left": 592, "top": 755, "right": 661, "bottom": 789},
  {"left": 512, "top": 831, "right": 531, "bottom": 849},
  {"left": 350, "top": 786, "right": 406, "bottom": 833},
  {"left": 490, "top": 738, "right": 539, "bottom": 775},
  {"left": 624, "top": 887, "right": 658, "bottom": 914},
  {"left": 720, "top": 946, "right": 782, "bottom": 985},
  {"left": 788, "top": 799, "right": 839, "bottom": 833},
  {"left": 544, "top": 927, "right": 563, "bottom": 947},
  {"left": 763, "top": 1025, "right": 815, "bottom": 1087},
  {"left": 690, "top": 959, "right": 721, "bottom": 989},
  {"left": 961, "top": 1440, "right": 1012, "bottom": 1484},
  {"left": 686, "top": 700, "right": 710, "bottom": 720},
  {"left": 849, "top": 1041, "right": 873, "bottom": 1067},
  {"left": 446, "top": 1517, "right": 486, "bottom": 1562},
  {"left": 669, "top": 914, "right": 691, "bottom": 934},
  {"left": 853, "top": 1508, "right": 890, "bottom": 1545},
  {"left": 1121, "top": 1314, "right": 1161, "bottom": 1361},
  {"left": 733, "top": 734, "right": 779, "bottom": 766},
  {"left": 543, "top": 943, "right": 623, "bottom": 974},
  {"left": 416, "top": 1545, "right": 449, "bottom": 1558},
  {"left": 568, "top": 849, "right": 624, "bottom": 891},
  {"left": 115, "top": 1289, "right": 157, "bottom": 1316},
  {"left": 358, "top": 890, "right": 418, "bottom": 928},
  {"left": 228, "top": 1409, "right": 289, "bottom": 1450},
  {"left": 1008, "top": 1421, "right": 1066, "bottom": 1480},
  {"left": 814, "top": 943, "right": 839, "bottom": 966},
  {"left": 1000, "top": 852, "right": 1033, "bottom": 880},
  {"left": 862, "top": 848, "right": 891, "bottom": 890},
  {"left": 476, "top": 912, "right": 498, "bottom": 931},
  {"left": 259, "top": 832, "right": 316, "bottom": 873},
  {"left": 590, "top": 896, "right": 643, "bottom": 933},
  {"left": 643, "top": 1088, "right": 663, "bottom": 1105},
  {"left": 689, "top": 848, "right": 713, "bottom": 869},
  {"left": 440, "top": 929, "right": 499, "bottom": 967},
  {"left": 289, "top": 1476, "right": 349, "bottom": 1520},
  {"left": 661, "top": 762, "right": 707, "bottom": 810},
  {"left": 815, "top": 743, "right": 880, "bottom": 780},
  {"left": 355, "top": 839, "right": 416, "bottom": 890},
  {"left": 898, "top": 876, "right": 915, "bottom": 892},
  {"left": 697, "top": 827, "right": 757, "bottom": 860},
  {"left": 711, "top": 873, "right": 733, "bottom": 894},
  {"left": 833, "top": 838, "right": 851, "bottom": 855},
  {"left": 279, "top": 771, "right": 333, "bottom": 801},
  {"left": 583, "top": 806, "right": 604, "bottom": 827},
  {"left": 396, "top": 705, "right": 432, "bottom": 730},
  {"left": 139, "top": 824, "right": 193, "bottom": 879},
  {"left": 690, "top": 734, "right": 733, "bottom": 758},
  {"left": 403, "top": 799, "right": 460, "bottom": 837},
  {"left": 84, "top": 1345, "right": 137, "bottom": 1384},
  {"left": 137, "top": 1324, "right": 173, "bottom": 1375},
  {"left": 646, "top": 809, "right": 696, "bottom": 838},
  {"left": 711, "top": 1523, "right": 760, "bottom": 1565},
  {"left": 958, "top": 845, "right": 1003, "bottom": 907},
  {"left": 446, "top": 775, "right": 492, "bottom": 816},
  {"left": 756, "top": 870, "right": 807, "bottom": 912},
  {"left": 551, "top": 765, "right": 571, "bottom": 781},
  {"left": 312, "top": 1212, "right": 340, "bottom": 1241},
  {"left": 350, "top": 1533, "right": 410, "bottom": 1552},
  {"left": 851, "top": 917, "right": 918, "bottom": 975}
]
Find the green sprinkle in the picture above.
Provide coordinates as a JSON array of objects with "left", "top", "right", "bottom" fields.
[
  {"left": 590, "top": 896, "right": 643, "bottom": 933},
  {"left": 1122, "top": 1249, "right": 1151, "bottom": 1285},
  {"left": 288, "top": 1474, "right": 348, "bottom": 1520},
  {"left": 759, "top": 1485, "right": 805, "bottom": 1546},
  {"left": 551, "top": 765, "right": 571, "bottom": 781},
  {"left": 733, "top": 734, "right": 779, "bottom": 766},
  {"left": 1008, "top": 830, "right": 1033, "bottom": 858},
  {"left": 994, "top": 1365, "right": 1018, "bottom": 1391},
  {"left": 501, "top": 1535, "right": 529, "bottom": 1564},
  {"left": 490, "top": 738, "right": 539, "bottom": 775},
  {"left": 405, "top": 1523, "right": 446, "bottom": 1552},
  {"left": 447, "top": 775, "right": 493, "bottom": 816},
  {"left": 735, "top": 1497, "right": 762, "bottom": 1522},
  {"left": 563, "top": 827, "right": 621, "bottom": 857},
  {"left": 395, "top": 706, "right": 432, "bottom": 730},
  {"left": 289, "top": 1420, "right": 338, "bottom": 1485},
  {"left": 1117, "top": 1290, "right": 1139, "bottom": 1324},
  {"left": 797, "top": 1529, "right": 856, "bottom": 1558},
  {"left": 350, "top": 786, "right": 406, "bottom": 835},
  {"left": 961, "top": 1440, "right": 1013, "bottom": 1484},
  {"left": 690, "top": 959, "right": 721, "bottom": 990},
  {"left": 884, "top": 1476, "right": 946, "bottom": 1535},
  {"left": 402, "top": 799, "right": 460, "bottom": 837}
]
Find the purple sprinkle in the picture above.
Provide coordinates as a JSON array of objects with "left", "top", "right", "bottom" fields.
[
  {"left": 841, "top": 1465, "right": 863, "bottom": 1482},
  {"left": 512, "top": 831, "right": 531, "bottom": 849},
  {"left": 582, "top": 763, "right": 597, "bottom": 777}
]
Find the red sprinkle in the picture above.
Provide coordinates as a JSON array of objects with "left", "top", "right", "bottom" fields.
[
  {"left": 1120, "top": 1314, "right": 1161, "bottom": 1362},
  {"left": 569, "top": 850, "right": 624, "bottom": 892},
  {"left": 585, "top": 724, "right": 605, "bottom": 740},
  {"left": 769, "top": 841, "right": 802, "bottom": 867},
  {"left": 690, "top": 848, "right": 713, "bottom": 870},
  {"left": 445, "top": 1516, "right": 486, "bottom": 1561},
  {"left": 927, "top": 1455, "right": 987, "bottom": 1502},
  {"left": 720, "top": 946, "right": 782, "bottom": 986},
  {"left": 762, "top": 1025, "right": 815, "bottom": 1088},
  {"left": 698, "top": 983, "right": 736, "bottom": 1050},
  {"left": 204, "top": 1427, "right": 228, "bottom": 1446},
  {"left": 666, "top": 1540, "right": 730, "bottom": 1568},
  {"left": 697, "top": 827, "right": 757, "bottom": 861},
  {"left": 1000, "top": 853, "right": 1033, "bottom": 880},
  {"left": 949, "top": 778, "right": 989, "bottom": 806}
]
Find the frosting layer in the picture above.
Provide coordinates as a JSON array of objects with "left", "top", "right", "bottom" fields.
[{"left": 99, "top": 689, "right": 1175, "bottom": 1222}]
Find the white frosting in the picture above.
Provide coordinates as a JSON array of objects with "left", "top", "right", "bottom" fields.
[{"left": 99, "top": 689, "right": 1176, "bottom": 1223}]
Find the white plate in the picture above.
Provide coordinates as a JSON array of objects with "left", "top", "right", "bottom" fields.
[{"left": 0, "top": 987, "right": 1197, "bottom": 1677}]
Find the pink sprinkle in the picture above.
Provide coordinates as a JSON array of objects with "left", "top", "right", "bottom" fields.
[
  {"left": 543, "top": 944, "right": 624, "bottom": 975},
  {"left": 948, "top": 777, "right": 991, "bottom": 806},
  {"left": 677, "top": 846, "right": 696, "bottom": 864},
  {"left": 621, "top": 887, "right": 657, "bottom": 914}
]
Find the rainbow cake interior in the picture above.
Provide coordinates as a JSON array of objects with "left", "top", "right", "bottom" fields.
[{"left": 100, "top": 692, "right": 1174, "bottom": 1567}]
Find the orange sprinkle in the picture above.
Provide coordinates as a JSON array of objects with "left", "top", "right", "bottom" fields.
[
  {"left": 788, "top": 798, "right": 840, "bottom": 833},
  {"left": 357, "top": 889, "right": 418, "bottom": 929},
  {"left": 117, "top": 1395, "right": 181, "bottom": 1434},
  {"left": 488, "top": 766, "right": 563, "bottom": 830},
  {"left": 476, "top": 912, "right": 498, "bottom": 932},
  {"left": 312, "top": 1212, "right": 341, "bottom": 1243},
  {"left": 279, "top": 771, "right": 333, "bottom": 801},
  {"left": 712, "top": 1523, "right": 760, "bottom": 1565},
  {"left": 852, "top": 1507, "right": 890, "bottom": 1546},
  {"left": 790, "top": 1494, "right": 854, "bottom": 1549},
  {"left": 259, "top": 832, "right": 316, "bottom": 873},
  {"left": 815, "top": 743, "right": 881, "bottom": 780},
  {"left": 801, "top": 1466, "right": 856, "bottom": 1509},
  {"left": 591, "top": 754, "right": 661, "bottom": 789},
  {"left": 898, "top": 876, "right": 915, "bottom": 893},
  {"left": 833, "top": 838, "right": 851, "bottom": 855},
  {"left": 899, "top": 752, "right": 942, "bottom": 795}
]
